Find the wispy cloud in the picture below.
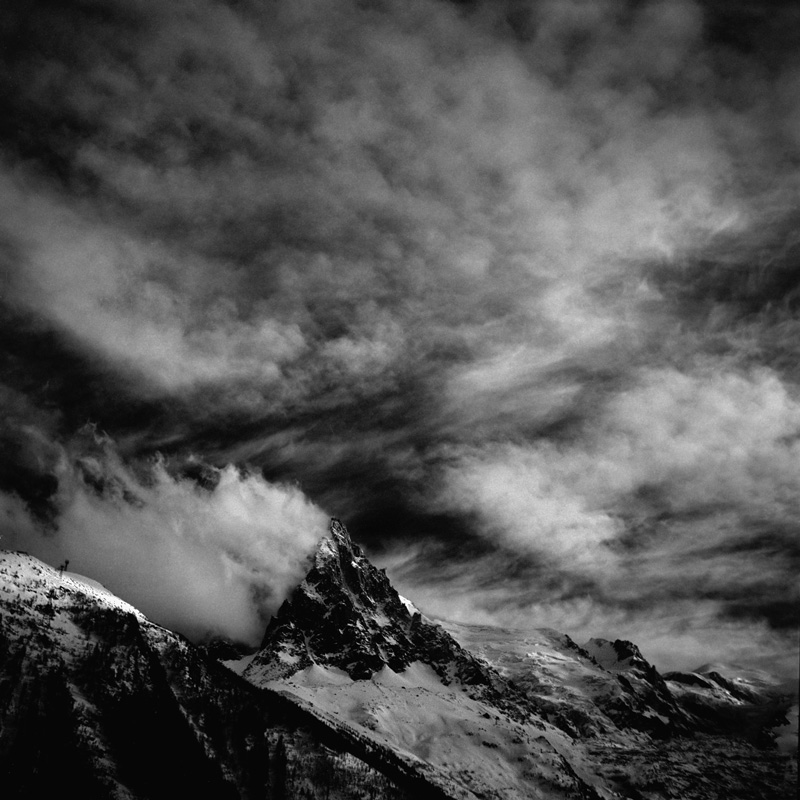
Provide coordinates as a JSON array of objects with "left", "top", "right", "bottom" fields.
[
  {"left": 1, "top": 0, "right": 799, "bottom": 671},
  {"left": 3, "top": 0, "right": 775, "bottom": 407},
  {"left": 431, "top": 367, "right": 800, "bottom": 624}
]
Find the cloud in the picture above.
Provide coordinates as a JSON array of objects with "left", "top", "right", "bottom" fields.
[
  {"left": 436, "top": 446, "right": 623, "bottom": 572},
  {"left": 427, "top": 366, "right": 800, "bottom": 658},
  {"left": 0, "top": 431, "right": 328, "bottom": 644},
  {"left": 0, "top": 168, "right": 308, "bottom": 395},
  {"left": 442, "top": 365, "right": 800, "bottom": 522},
  {"left": 2, "top": 0, "right": 800, "bottom": 674},
  {"left": 2, "top": 0, "right": 781, "bottom": 413}
]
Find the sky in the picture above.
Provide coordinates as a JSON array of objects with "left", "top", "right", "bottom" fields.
[{"left": 0, "top": 0, "right": 798, "bottom": 677}]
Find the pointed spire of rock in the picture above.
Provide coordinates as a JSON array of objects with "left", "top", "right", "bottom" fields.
[
  {"left": 248, "top": 518, "right": 413, "bottom": 681},
  {"left": 244, "top": 519, "right": 521, "bottom": 709},
  {"left": 243, "top": 520, "right": 693, "bottom": 738},
  {"left": 313, "top": 518, "right": 362, "bottom": 570},
  {"left": 329, "top": 517, "right": 348, "bottom": 543}
]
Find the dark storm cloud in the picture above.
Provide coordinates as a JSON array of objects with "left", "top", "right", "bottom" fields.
[{"left": 1, "top": 0, "right": 799, "bottom": 668}]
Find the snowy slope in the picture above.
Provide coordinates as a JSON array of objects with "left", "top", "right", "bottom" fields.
[
  {"left": 441, "top": 624, "right": 685, "bottom": 739},
  {"left": 265, "top": 661, "right": 607, "bottom": 800}
]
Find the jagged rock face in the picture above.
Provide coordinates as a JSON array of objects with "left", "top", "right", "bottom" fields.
[
  {"left": 583, "top": 638, "right": 652, "bottom": 674},
  {"left": 253, "top": 519, "right": 415, "bottom": 679},
  {"left": 247, "top": 522, "right": 793, "bottom": 746},
  {"left": 249, "top": 520, "right": 513, "bottom": 697},
  {"left": 244, "top": 524, "right": 606, "bottom": 800}
]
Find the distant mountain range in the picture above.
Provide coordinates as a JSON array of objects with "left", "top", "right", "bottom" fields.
[{"left": 1, "top": 519, "right": 796, "bottom": 799}]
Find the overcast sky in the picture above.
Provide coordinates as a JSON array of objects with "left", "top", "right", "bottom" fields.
[{"left": 1, "top": 0, "right": 798, "bottom": 677}]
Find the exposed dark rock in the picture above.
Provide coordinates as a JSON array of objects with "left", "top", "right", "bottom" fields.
[{"left": 246, "top": 519, "right": 551, "bottom": 726}]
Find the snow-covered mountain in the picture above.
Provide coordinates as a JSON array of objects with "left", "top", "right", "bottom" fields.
[
  {"left": 0, "top": 551, "right": 435, "bottom": 800},
  {"left": 1, "top": 519, "right": 797, "bottom": 799}
]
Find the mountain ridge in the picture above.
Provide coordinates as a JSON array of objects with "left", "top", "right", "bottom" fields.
[{"left": 0, "top": 521, "right": 796, "bottom": 800}]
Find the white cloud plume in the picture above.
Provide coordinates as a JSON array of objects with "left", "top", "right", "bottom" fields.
[{"left": 0, "top": 435, "right": 328, "bottom": 644}]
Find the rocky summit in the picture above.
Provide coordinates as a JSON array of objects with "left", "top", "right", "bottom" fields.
[
  {"left": 247, "top": 518, "right": 424, "bottom": 681},
  {"left": 247, "top": 520, "right": 519, "bottom": 691}
]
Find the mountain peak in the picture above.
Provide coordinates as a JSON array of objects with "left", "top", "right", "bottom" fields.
[
  {"left": 245, "top": 520, "right": 522, "bottom": 708},
  {"left": 248, "top": 518, "right": 415, "bottom": 681},
  {"left": 328, "top": 517, "right": 350, "bottom": 544},
  {"left": 313, "top": 518, "right": 364, "bottom": 571}
]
